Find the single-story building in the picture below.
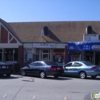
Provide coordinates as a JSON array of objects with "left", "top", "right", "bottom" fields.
[{"left": 0, "top": 18, "right": 100, "bottom": 67}]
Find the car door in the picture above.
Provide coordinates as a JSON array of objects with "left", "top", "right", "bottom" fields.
[
  {"left": 64, "top": 62, "right": 73, "bottom": 75},
  {"left": 71, "top": 62, "right": 82, "bottom": 75},
  {"left": 28, "top": 62, "right": 37, "bottom": 75},
  {"left": 33, "top": 62, "right": 44, "bottom": 75}
]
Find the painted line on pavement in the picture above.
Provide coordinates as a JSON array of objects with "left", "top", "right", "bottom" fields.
[
  {"left": 3, "top": 94, "right": 7, "bottom": 97},
  {"left": 64, "top": 97, "right": 68, "bottom": 100},
  {"left": 33, "top": 96, "right": 36, "bottom": 99}
]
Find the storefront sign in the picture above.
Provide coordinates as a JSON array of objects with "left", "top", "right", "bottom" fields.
[
  {"left": 68, "top": 42, "right": 100, "bottom": 51},
  {"left": 92, "top": 45, "right": 100, "bottom": 50},
  {"left": 33, "top": 43, "right": 56, "bottom": 48}
]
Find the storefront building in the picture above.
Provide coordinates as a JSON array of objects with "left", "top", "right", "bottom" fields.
[
  {"left": 67, "top": 26, "right": 100, "bottom": 65},
  {"left": 23, "top": 43, "right": 66, "bottom": 66},
  {"left": 0, "top": 19, "right": 23, "bottom": 67},
  {"left": 0, "top": 18, "right": 100, "bottom": 67},
  {"left": 0, "top": 19, "right": 68, "bottom": 67}
]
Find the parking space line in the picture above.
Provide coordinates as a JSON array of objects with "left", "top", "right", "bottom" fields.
[
  {"left": 33, "top": 96, "right": 36, "bottom": 99},
  {"left": 64, "top": 97, "right": 68, "bottom": 100},
  {"left": 3, "top": 94, "right": 7, "bottom": 97}
]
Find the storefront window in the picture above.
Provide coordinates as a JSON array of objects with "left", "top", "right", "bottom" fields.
[
  {"left": 24, "top": 48, "right": 38, "bottom": 65},
  {"left": 4, "top": 49, "right": 18, "bottom": 61},
  {"left": 70, "top": 52, "right": 81, "bottom": 61},
  {"left": 84, "top": 51, "right": 93, "bottom": 62},
  {"left": 24, "top": 49, "right": 33, "bottom": 64}
]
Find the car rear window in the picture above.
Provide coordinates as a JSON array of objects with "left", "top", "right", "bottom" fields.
[{"left": 82, "top": 61, "right": 93, "bottom": 66}]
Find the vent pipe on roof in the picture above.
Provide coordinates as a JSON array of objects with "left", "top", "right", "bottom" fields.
[
  {"left": 41, "top": 26, "right": 48, "bottom": 37},
  {"left": 41, "top": 29, "right": 44, "bottom": 37},
  {"left": 86, "top": 26, "right": 92, "bottom": 34}
]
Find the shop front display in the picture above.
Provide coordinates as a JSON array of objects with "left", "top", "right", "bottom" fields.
[
  {"left": 53, "top": 49, "right": 65, "bottom": 66},
  {"left": 0, "top": 49, "right": 18, "bottom": 62},
  {"left": 24, "top": 44, "right": 66, "bottom": 66},
  {"left": 67, "top": 42, "right": 100, "bottom": 65}
]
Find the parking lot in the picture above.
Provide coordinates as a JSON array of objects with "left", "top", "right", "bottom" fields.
[{"left": 0, "top": 74, "right": 100, "bottom": 100}]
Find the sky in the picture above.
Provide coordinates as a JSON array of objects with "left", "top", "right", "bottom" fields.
[{"left": 0, "top": 0, "right": 100, "bottom": 22}]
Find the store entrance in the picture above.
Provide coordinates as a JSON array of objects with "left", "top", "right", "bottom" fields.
[
  {"left": 41, "top": 49, "right": 50, "bottom": 61},
  {"left": 42, "top": 53, "right": 49, "bottom": 61}
]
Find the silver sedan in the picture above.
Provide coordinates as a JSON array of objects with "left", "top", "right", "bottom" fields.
[{"left": 63, "top": 61, "right": 100, "bottom": 79}]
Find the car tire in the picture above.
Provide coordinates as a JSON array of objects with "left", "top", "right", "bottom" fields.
[
  {"left": 91, "top": 75, "right": 97, "bottom": 79},
  {"left": 40, "top": 71, "right": 46, "bottom": 79},
  {"left": 79, "top": 72, "right": 87, "bottom": 79},
  {"left": 21, "top": 70, "right": 26, "bottom": 76},
  {"left": 54, "top": 75, "right": 58, "bottom": 78}
]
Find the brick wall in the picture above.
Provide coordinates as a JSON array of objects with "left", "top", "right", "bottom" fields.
[{"left": 1, "top": 25, "right": 8, "bottom": 43}]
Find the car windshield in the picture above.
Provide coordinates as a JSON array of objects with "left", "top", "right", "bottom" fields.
[
  {"left": 44, "top": 62, "right": 57, "bottom": 66},
  {"left": 82, "top": 61, "right": 93, "bottom": 66}
]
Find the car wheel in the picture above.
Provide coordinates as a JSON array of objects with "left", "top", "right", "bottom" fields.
[
  {"left": 21, "top": 70, "right": 26, "bottom": 76},
  {"left": 91, "top": 75, "right": 97, "bottom": 79},
  {"left": 79, "top": 72, "right": 87, "bottom": 79},
  {"left": 54, "top": 75, "right": 58, "bottom": 78},
  {"left": 40, "top": 71, "right": 46, "bottom": 79}
]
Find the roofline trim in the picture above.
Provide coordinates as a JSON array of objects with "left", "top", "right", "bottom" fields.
[{"left": 0, "top": 20, "right": 22, "bottom": 43}]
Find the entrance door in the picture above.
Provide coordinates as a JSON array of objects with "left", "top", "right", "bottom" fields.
[
  {"left": 41, "top": 49, "right": 50, "bottom": 61},
  {"left": 42, "top": 53, "right": 49, "bottom": 61}
]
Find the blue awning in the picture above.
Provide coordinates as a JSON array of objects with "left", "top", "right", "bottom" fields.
[{"left": 68, "top": 41, "right": 100, "bottom": 51}]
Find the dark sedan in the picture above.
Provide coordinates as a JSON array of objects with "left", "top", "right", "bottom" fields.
[
  {"left": 0, "top": 61, "right": 13, "bottom": 77},
  {"left": 63, "top": 61, "right": 100, "bottom": 79},
  {"left": 20, "top": 61, "right": 63, "bottom": 78}
]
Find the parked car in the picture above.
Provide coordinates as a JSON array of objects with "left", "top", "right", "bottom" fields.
[
  {"left": 63, "top": 61, "right": 100, "bottom": 79},
  {"left": 0, "top": 61, "right": 13, "bottom": 77},
  {"left": 20, "top": 61, "right": 63, "bottom": 78}
]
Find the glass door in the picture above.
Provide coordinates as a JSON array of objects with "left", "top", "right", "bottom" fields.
[
  {"left": 42, "top": 53, "right": 49, "bottom": 61},
  {"left": 41, "top": 49, "right": 50, "bottom": 61}
]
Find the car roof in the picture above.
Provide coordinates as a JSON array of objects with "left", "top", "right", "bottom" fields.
[
  {"left": 68, "top": 61, "right": 90, "bottom": 64},
  {"left": 68, "top": 61, "right": 82, "bottom": 63},
  {"left": 31, "top": 61, "right": 44, "bottom": 63}
]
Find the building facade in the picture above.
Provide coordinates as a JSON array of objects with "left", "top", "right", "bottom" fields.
[
  {"left": 67, "top": 26, "right": 100, "bottom": 65},
  {"left": 0, "top": 18, "right": 100, "bottom": 67}
]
